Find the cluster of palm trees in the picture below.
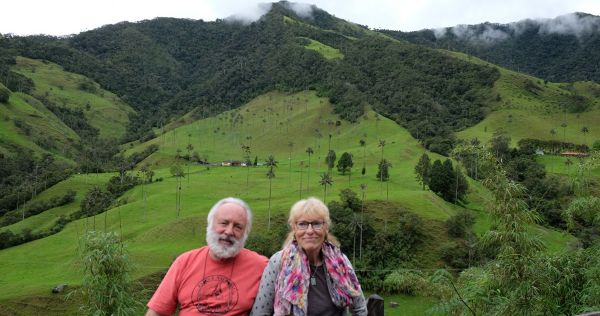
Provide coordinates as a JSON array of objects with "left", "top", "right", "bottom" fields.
[{"left": 259, "top": 135, "right": 393, "bottom": 228}]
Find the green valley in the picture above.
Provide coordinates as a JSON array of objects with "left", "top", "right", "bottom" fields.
[{"left": 1, "top": 2, "right": 600, "bottom": 315}]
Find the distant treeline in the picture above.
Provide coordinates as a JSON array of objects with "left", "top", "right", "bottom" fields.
[
  {"left": 0, "top": 168, "right": 146, "bottom": 250},
  {"left": 0, "top": 190, "right": 75, "bottom": 227},
  {"left": 518, "top": 138, "right": 590, "bottom": 155},
  {"left": 0, "top": 148, "right": 74, "bottom": 216},
  {"left": 379, "top": 16, "right": 600, "bottom": 84},
  {"left": 2, "top": 3, "right": 499, "bottom": 154}
]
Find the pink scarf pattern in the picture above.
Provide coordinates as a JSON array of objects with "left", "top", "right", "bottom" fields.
[{"left": 273, "top": 241, "right": 361, "bottom": 316}]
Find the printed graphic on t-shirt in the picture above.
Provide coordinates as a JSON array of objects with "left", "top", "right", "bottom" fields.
[{"left": 192, "top": 275, "right": 239, "bottom": 314}]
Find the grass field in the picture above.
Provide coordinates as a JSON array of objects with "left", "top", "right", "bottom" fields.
[
  {"left": 12, "top": 57, "right": 135, "bottom": 140},
  {"left": 0, "top": 77, "right": 590, "bottom": 316},
  {"left": 447, "top": 51, "right": 600, "bottom": 147},
  {"left": 300, "top": 37, "right": 344, "bottom": 60},
  {"left": 0, "top": 173, "right": 116, "bottom": 236},
  {"left": 0, "top": 91, "right": 78, "bottom": 159},
  {"left": 0, "top": 91, "right": 578, "bottom": 309}
]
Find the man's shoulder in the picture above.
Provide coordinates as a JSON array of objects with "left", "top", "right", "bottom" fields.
[
  {"left": 173, "top": 246, "right": 208, "bottom": 264},
  {"left": 239, "top": 248, "right": 269, "bottom": 264}
]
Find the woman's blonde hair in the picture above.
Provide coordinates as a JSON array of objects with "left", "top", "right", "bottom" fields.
[{"left": 283, "top": 197, "right": 339, "bottom": 247}]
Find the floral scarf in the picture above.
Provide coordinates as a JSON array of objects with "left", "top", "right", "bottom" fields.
[{"left": 273, "top": 240, "right": 362, "bottom": 316}]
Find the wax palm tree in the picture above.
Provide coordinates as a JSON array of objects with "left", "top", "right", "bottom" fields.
[
  {"left": 359, "top": 183, "right": 367, "bottom": 261},
  {"left": 581, "top": 126, "right": 589, "bottom": 145},
  {"left": 306, "top": 147, "right": 314, "bottom": 192},
  {"left": 378, "top": 139, "right": 386, "bottom": 160},
  {"left": 288, "top": 142, "right": 294, "bottom": 183},
  {"left": 186, "top": 143, "right": 194, "bottom": 185},
  {"left": 378, "top": 139, "right": 386, "bottom": 193},
  {"left": 561, "top": 122, "right": 568, "bottom": 142},
  {"left": 359, "top": 139, "right": 366, "bottom": 176},
  {"left": 319, "top": 173, "right": 333, "bottom": 203},
  {"left": 550, "top": 128, "right": 557, "bottom": 154},
  {"left": 170, "top": 164, "right": 185, "bottom": 217},
  {"left": 242, "top": 144, "right": 251, "bottom": 189},
  {"left": 139, "top": 164, "right": 154, "bottom": 222},
  {"left": 265, "top": 155, "right": 278, "bottom": 230},
  {"left": 299, "top": 161, "right": 304, "bottom": 199}
]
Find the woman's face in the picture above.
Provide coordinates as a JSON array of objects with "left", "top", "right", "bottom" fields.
[{"left": 293, "top": 214, "right": 327, "bottom": 256}]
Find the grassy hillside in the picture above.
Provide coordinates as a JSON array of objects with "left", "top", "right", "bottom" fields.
[
  {"left": 447, "top": 52, "right": 600, "bottom": 147},
  {"left": 0, "top": 90, "right": 77, "bottom": 159},
  {"left": 0, "top": 91, "right": 575, "bottom": 309},
  {"left": 0, "top": 173, "right": 116, "bottom": 236},
  {"left": 11, "top": 57, "right": 135, "bottom": 140},
  {"left": 129, "top": 90, "right": 466, "bottom": 220}
]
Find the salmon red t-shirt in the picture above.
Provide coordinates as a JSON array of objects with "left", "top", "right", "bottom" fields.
[{"left": 148, "top": 246, "right": 268, "bottom": 315}]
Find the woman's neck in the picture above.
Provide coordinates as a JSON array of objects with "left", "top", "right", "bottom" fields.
[{"left": 305, "top": 248, "right": 322, "bottom": 265}]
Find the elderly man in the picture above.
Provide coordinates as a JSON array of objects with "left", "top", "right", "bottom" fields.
[{"left": 146, "top": 197, "right": 268, "bottom": 316}]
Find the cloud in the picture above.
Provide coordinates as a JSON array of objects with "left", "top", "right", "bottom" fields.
[
  {"left": 437, "top": 12, "right": 600, "bottom": 44},
  {"left": 536, "top": 13, "right": 600, "bottom": 37},
  {"left": 224, "top": 2, "right": 272, "bottom": 25},
  {"left": 479, "top": 26, "right": 510, "bottom": 43},
  {"left": 506, "top": 13, "right": 600, "bottom": 39},
  {"left": 284, "top": 2, "right": 315, "bottom": 19},
  {"left": 432, "top": 28, "right": 448, "bottom": 39},
  {"left": 449, "top": 24, "right": 509, "bottom": 44}
]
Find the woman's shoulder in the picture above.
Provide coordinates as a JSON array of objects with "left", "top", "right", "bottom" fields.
[{"left": 269, "top": 250, "right": 283, "bottom": 263}]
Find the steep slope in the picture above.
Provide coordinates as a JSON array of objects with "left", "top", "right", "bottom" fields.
[
  {"left": 11, "top": 57, "right": 134, "bottom": 140},
  {"left": 6, "top": 1, "right": 499, "bottom": 154},
  {"left": 0, "top": 89, "right": 78, "bottom": 159},
  {"left": 446, "top": 51, "right": 600, "bottom": 146},
  {"left": 381, "top": 12, "right": 600, "bottom": 83}
]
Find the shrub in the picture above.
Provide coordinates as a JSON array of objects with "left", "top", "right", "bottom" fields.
[
  {"left": 593, "top": 140, "right": 600, "bottom": 151},
  {"left": 0, "top": 83, "right": 10, "bottom": 103},
  {"left": 80, "top": 231, "right": 140, "bottom": 315},
  {"left": 445, "top": 210, "right": 476, "bottom": 238},
  {"left": 383, "top": 270, "right": 428, "bottom": 295}
]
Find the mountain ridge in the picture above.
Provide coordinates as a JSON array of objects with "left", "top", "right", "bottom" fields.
[{"left": 380, "top": 12, "right": 600, "bottom": 83}]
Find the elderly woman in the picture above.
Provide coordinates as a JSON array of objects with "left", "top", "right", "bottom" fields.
[{"left": 251, "top": 197, "right": 367, "bottom": 316}]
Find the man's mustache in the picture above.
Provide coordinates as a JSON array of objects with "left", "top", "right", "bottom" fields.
[{"left": 218, "top": 234, "right": 237, "bottom": 245}]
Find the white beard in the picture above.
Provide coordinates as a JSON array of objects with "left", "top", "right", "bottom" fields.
[{"left": 206, "top": 229, "right": 244, "bottom": 259}]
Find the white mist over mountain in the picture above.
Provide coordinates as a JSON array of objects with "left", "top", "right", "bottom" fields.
[
  {"left": 224, "top": 1, "right": 317, "bottom": 25},
  {"left": 434, "top": 13, "right": 600, "bottom": 44}
]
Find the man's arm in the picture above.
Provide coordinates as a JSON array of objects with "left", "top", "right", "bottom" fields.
[{"left": 145, "top": 308, "right": 165, "bottom": 316}]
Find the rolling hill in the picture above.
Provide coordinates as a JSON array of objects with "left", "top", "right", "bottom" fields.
[
  {"left": 0, "top": 90, "right": 577, "bottom": 314},
  {"left": 446, "top": 51, "right": 600, "bottom": 146},
  {"left": 0, "top": 56, "right": 135, "bottom": 159}
]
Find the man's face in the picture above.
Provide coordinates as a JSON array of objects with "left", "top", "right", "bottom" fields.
[{"left": 207, "top": 203, "right": 248, "bottom": 259}]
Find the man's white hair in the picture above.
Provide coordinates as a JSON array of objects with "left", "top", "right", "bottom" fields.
[{"left": 206, "top": 197, "right": 253, "bottom": 241}]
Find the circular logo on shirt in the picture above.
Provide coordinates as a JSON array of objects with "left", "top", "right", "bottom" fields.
[{"left": 193, "top": 275, "right": 239, "bottom": 314}]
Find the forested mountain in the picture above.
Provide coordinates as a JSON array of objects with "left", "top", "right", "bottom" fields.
[
  {"left": 1, "top": 1, "right": 498, "bottom": 153},
  {"left": 381, "top": 12, "right": 600, "bottom": 83}
]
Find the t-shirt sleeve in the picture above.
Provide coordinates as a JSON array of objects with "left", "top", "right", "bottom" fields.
[
  {"left": 250, "top": 251, "right": 281, "bottom": 316},
  {"left": 147, "top": 256, "right": 184, "bottom": 315}
]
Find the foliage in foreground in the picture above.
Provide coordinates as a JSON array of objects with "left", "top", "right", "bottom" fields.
[
  {"left": 80, "top": 231, "right": 140, "bottom": 316},
  {"left": 429, "top": 149, "right": 600, "bottom": 315}
]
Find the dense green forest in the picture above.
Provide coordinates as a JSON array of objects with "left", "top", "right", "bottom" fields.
[
  {"left": 380, "top": 12, "right": 600, "bottom": 84},
  {"left": 2, "top": 2, "right": 498, "bottom": 154}
]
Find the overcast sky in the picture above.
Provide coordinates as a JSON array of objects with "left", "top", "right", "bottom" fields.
[{"left": 2, "top": 0, "right": 600, "bottom": 36}]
